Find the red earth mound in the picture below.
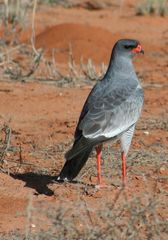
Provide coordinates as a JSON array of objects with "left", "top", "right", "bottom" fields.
[{"left": 35, "top": 23, "right": 121, "bottom": 65}]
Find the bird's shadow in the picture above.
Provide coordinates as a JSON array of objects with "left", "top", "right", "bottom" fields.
[
  {"left": 10, "top": 172, "right": 96, "bottom": 196},
  {"left": 11, "top": 172, "right": 56, "bottom": 196}
]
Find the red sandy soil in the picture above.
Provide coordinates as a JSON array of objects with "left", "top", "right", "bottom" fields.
[{"left": 0, "top": 0, "right": 167, "bottom": 238}]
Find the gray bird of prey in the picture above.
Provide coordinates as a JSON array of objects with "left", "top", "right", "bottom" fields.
[{"left": 57, "top": 39, "right": 144, "bottom": 186}]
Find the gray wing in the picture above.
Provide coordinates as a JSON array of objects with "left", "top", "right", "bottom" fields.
[{"left": 76, "top": 80, "right": 144, "bottom": 140}]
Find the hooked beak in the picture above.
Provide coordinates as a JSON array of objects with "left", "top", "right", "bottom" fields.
[{"left": 132, "top": 44, "right": 144, "bottom": 54}]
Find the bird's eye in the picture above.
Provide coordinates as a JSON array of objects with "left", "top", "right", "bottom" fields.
[{"left": 124, "top": 45, "right": 133, "bottom": 49}]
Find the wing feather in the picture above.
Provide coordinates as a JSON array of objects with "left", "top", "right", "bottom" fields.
[
  {"left": 82, "top": 88, "right": 143, "bottom": 138},
  {"left": 75, "top": 78, "right": 144, "bottom": 141}
]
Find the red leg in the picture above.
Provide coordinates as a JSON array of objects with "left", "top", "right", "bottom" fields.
[
  {"left": 96, "top": 145, "right": 102, "bottom": 185},
  {"left": 121, "top": 152, "right": 126, "bottom": 186}
]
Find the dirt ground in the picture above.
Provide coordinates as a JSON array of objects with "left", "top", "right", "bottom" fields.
[{"left": 0, "top": 0, "right": 167, "bottom": 239}]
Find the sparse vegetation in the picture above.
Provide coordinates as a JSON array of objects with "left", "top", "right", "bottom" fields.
[
  {"left": 0, "top": 117, "right": 167, "bottom": 239},
  {"left": 0, "top": 123, "right": 11, "bottom": 173},
  {"left": 0, "top": 169, "right": 168, "bottom": 240},
  {"left": 0, "top": 0, "right": 33, "bottom": 45},
  {"left": 136, "top": 0, "right": 168, "bottom": 16},
  {"left": 0, "top": 1, "right": 167, "bottom": 239},
  {"left": 39, "top": 0, "right": 115, "bottom": 10},
  {"left": 0, "top": 0, "right": 106, "bottom": 86},
  {"left": 0, "top": 41, "right": 106, "bottom": 86}
]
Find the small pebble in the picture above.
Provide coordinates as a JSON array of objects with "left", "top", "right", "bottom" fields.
[{"left": 159, "top": 166, "right": 166, "bottom": 174}]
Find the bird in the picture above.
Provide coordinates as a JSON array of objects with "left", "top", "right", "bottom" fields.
[{"left": 57, "top": 39, "right": 144, "bottom": 186}]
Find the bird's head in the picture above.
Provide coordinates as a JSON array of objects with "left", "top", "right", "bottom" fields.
[{"left": 113, "top": 39, "right": 144, "bottom": 59}]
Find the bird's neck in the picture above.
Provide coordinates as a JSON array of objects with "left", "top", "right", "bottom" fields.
[{"left": 105, "top": 54, "right": 137, "bottom": 80}]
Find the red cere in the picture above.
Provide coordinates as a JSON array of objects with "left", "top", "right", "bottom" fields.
[{"left": 132, "top": 44, "right": 142, "bottom": 53}]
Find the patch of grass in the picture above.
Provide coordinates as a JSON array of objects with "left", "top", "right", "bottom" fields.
[
  {"left": 39, "top": 0, "right": 116, "bottom": 10},
  {"left": 0, "top": 123, "right": 11, "bottom": 173},
  {"left": 136, "top": 0, "right": 168, "bottom": 17},
  {"left": 40, "top": 0, "right": 62, "bottom": 3},
  {"left": 0, "top": 42, "right": 106, "bottom": 86},
  {"left": 0, "top": 0, "right": 32, "bottom": 45},
  {"left": 40, "top": 0, "right": 71, "bottom": 6}
]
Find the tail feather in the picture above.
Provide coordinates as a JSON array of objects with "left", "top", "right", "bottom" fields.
[
  {"left": 65, "top": 136, "right": 93, "bottom": 160},
  {"left": 58, "top": 146, "right": 93, "bottom": 181}
]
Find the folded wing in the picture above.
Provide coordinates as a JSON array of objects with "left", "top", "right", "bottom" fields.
[{"left": 75, "top": 79, "right": 143, "bottom": 141}]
